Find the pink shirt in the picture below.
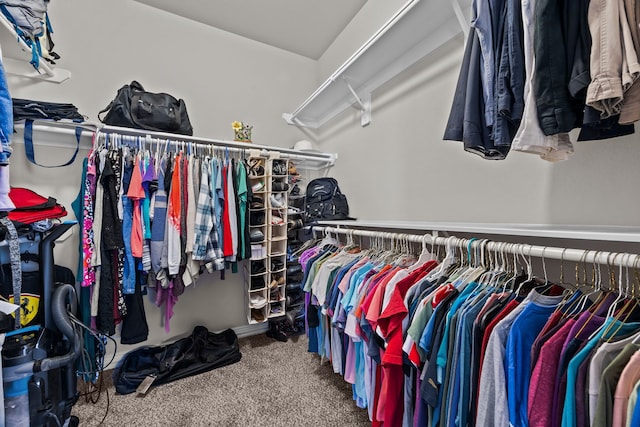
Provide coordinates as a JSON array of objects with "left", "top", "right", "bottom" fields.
[
  {"left": 528, "top": 319, "right": 576, "bottom": 427},
  {"left": 612, "top": 350, "right": 640, "bottom": 427},
  {"left": 127, "top": 157, "right": 145, "bottom": 257}
]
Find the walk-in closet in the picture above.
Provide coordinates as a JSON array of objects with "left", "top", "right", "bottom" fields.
[{"left": 0, "top": 0, "right": 639, "bottom": 426}]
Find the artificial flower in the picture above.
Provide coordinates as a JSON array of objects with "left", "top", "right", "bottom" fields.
[{"left": 232, "top": 121, "right": 243, "bottom": 131}]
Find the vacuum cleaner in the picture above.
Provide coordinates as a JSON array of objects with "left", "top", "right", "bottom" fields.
[{"left": 1, "top": 223, "right": 81, "bottom": 427}]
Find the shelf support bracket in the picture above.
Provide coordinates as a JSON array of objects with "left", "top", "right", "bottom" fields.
[
  {"left": 342, "top": 76, "right": 371, "bottom": 127},
  {"left": 282, "top": 113, "right": 308, "bottom": 127},
  {"left": 450, "top": 0, "right": 470, "bottom": 38}
]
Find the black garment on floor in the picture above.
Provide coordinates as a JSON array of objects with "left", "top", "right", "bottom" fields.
[{"left": 113, "top": 326, "right": 242, "bottom": 394}]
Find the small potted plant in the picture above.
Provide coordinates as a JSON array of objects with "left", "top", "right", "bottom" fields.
[{"left": 232, "top": 121, "right": 253, "bottom": 142}]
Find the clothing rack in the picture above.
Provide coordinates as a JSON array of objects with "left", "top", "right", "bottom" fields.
[
  {"left": 11, "top": 120, "right": 337, "bottom": 170},
  {"left": 312, "top": 226, "right": 640, "bottom": 269},
  {"left": 98, "top": 125, "right": 337, "bottom": 170}
]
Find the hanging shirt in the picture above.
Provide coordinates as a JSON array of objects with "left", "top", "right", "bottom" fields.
[
  {"left": 505, "top": 293, "right": 564, "bottom": 427},
  {"left": 150, "top": 155, "right": 167, "bottom": 273},
  {"left": 529, "top": 310, "right": 565, "bottom": 370},
  {"left": 91, "top": 149, "right": 107, "bottom": 269},
  {"left": 550, "top": 293, "right": 618, "bottom": 426},
  {"left": 120, "top": 157, "right": 136, "bottom": 296},
  {"left": 309, "top": 253, "right": 340, "bottom": 307},
  {"left": 612, "top": 350, "right": 640, "bottom": 427},
  {"left": 141, "top": 155, "right": 155, "bottom": 240},
  {"left": 511, "top": 0, "right": 573, "bottom": 161},
  {"left": 528, "top": 318, "right": 576, "bottom": 427},
  {"left": 203, "top": 157, "right": 224, "bottom": 270},
  {"left": 182, "top": 154, "right": 201, "bottom": 286},
  {"left": 593, "top": 343, "right": 640, "bottom": 427},
  {"left": 561, "top": 318, "right": 640, "bottom": 427},
  {"left": 586, "top": 0, "right": 640, "bottom": 118},
  {"left": 126, "top": 155, "right": 145, "bottom": 258},
  {"left": 185, "top": 154, "right": 197, "bottom": 258},
  {"left": 81, "top": 156, "right": 97, "bottom": 288},
  {"left": 476, "top": 291, "right": 541, "bottom": 427},
  {"left": 193, "top": 157, "right": 214, "bottom": 261},
  {"left": 221, "top": 160, "right": 234, "bottom": 258},
  {"left": 166, "top": 153, "right": 183, "bottom": 275},
  {"left": 626, "top": 379, "right": 640, "bottom": 427},
  {"left": 140, "top": 155, "right": 155, "bottom": 272},
  {"left": 588, "top": 331, "right": 640, "bottom": 425},
  {"left": 179, "top": 154, "right": 189, "bottom": 266},
  {"left": 377, "top": 262, "right": 437, "bottom": 427},
  {"left": 452, "top": 291, "right": 491, "bottom": 427},
  {"left": 236, "top": 160, "right": 249, "bottom": 260}
]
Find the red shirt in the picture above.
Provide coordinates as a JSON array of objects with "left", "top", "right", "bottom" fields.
[
  {"left": 221, "top": 163, "right": 234, "bottom": 256},
  {"left": 378, "top": 261, "right": 437, "bottom": 366},
  {"left": 376, "top": 261, "right": 438, "bottom": 427}
]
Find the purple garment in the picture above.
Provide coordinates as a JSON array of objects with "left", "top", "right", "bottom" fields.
[
  {"left": 299, "top": 247, "right": 320, "bottom": 270},
  {"left": 344, "top": 339, "right": 356, "bottom": 384},
  {"left": 575, "top": 349, "right": 597, "bottom": 427},
  {"left": 141, "top": 157, "right": 155, "bottom": 241},
  {"left": 551, "top": 312, "right": 606, "bottom": 427}
]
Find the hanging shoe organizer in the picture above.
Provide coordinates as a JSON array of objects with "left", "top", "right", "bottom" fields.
[{"left": 245, "top": 154, "right": 289, "bottom": 323}]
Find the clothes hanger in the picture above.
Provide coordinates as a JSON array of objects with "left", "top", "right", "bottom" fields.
[
  {"left": 561, "top": 250, "right": 595, "bottom": 317},
  {"left": 390, "top": 234, "right": 409, "bottom": 266},
  {"left": 486, "top": 241, "right": 509, "bottom": 289},
  {"left": 550, "top": 248, "right": 582, "bottom": 314},
  {"left": 534, "top": 246, "right": 564, "bottom": 295},
  {"left": 500, "top": 243, "right": 520, "bottom": 293},
  {"left": 338, "top": 230, "right": 354, "bottom": 252},
  {"left": 426, "top": 235, "right": 456, "bottom": 280},
  {"left": 498, "top": 242, "right": 519, "bottom": 287},
  {"left": 579, "top": 251, "right": 623, "bottom": 341},
  {"left": 449, "top": 237, "right": 476, "bottom": 282},
  {"left": 475, "top": 239, "right": 502, "bottom": 289},
  {"left": 378, "top": 233, "right": 400, "bottom": 265},
  {"left": 513, "top": 243, "right": 537, "bottom": 295},
  {"left": 599, "top": 253, "right": 640, "bottom": 341},
  {"left": 453, "top": 238, "right": 486, "bottom": 288},
  {"left": 409, "top": 234, "right": 433, "bottom": 268}
]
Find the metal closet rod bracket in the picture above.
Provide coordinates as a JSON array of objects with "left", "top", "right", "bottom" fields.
[{"left": 342, "top": 76, "right": 371, "bottom": 127}]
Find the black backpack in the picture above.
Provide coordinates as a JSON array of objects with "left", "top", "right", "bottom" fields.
[{"left": 303, "top": 177, "right": 353, "bottom": 222}]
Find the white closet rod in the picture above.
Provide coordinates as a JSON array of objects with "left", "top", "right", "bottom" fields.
[
  {"left": 98, "top": 125, "right": 336, "bottom": 165},
  {"left": 11, "top": 120, "right": 336, "bottom": 165},
  {"left": 313, "top": 226, "right": 640, "bottom": 269},
  {"left": 98, "top": 132, "right": 261, "bottom": 158}
]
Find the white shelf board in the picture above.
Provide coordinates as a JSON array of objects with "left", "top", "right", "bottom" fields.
[
  {"left": 283, "top": 0, "right": 470, "bottom": 129},
  {"left": 316, "top": 220, "right": 640, "bottom": 243},
  {"left": 0, "top": 14, "right": 70, "bottom": 83}
]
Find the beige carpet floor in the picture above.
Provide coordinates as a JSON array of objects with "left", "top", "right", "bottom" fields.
[{"left": 72, "top": 333, "right": 371, "bottom": 426}]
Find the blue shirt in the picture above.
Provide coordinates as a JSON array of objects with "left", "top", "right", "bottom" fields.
[
  {"left": 455, "top": 292, "right": 490, "bottom": 427},
  {"left": 506, "top": 298, "right": 560, "bottom": 427}
]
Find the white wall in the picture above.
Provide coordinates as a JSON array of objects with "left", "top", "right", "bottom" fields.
[
  {"left": 314, "top": 2, "right": 640, "bottom": 228},
  {"left": 4, "top": 0, "right": 318, "bottom": 358},
  {"left": 9, "top": 0, "right": 316, "bottom": 146}
]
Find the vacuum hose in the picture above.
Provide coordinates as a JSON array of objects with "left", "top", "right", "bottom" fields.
[{"left": 36, "top": 284, "right": 81, "bottom": 372}]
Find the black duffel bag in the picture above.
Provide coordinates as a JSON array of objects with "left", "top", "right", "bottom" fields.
[
  {"left": 98, "top": 81, "right": 193, "bottom": 135},
  {"left": 113, "top": 326, "right": 242, "bottom": 394}
]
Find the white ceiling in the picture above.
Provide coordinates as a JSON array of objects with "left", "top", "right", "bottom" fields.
[{"left": 134, "top": 0, "right": 368, "bottom": 60}]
